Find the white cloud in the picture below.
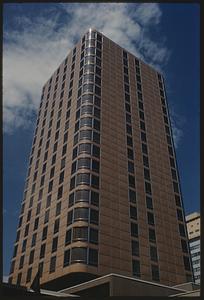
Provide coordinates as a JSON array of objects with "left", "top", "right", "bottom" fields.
[
  {"left": 3, "top": 3, "right": 170, "bottom": 133},
  {"left": 168, "top": 104, "right": 186, "bottom": 149}
]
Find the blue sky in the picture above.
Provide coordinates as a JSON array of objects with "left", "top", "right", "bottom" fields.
[{"left": 3, "top": 3, "right": 200, "bottom": 278}]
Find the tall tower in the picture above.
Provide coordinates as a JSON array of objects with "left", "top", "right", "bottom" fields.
[{"left": 8, "top": 28, "right": 193, "bottom": 290}]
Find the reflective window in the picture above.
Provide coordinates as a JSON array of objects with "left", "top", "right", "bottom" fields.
[
  {"left": 78, "top": 143, "right": 91, "bottom": 155},
  {"left": 79, "top": 130, "right": 92, "bottom": 140},
  {"left": 81, "top": 105, "right": 93, "bottom": 115},
  {"left": 71, "top": 247, "right": 87, "bottom": 263},
  {"left": 84, "top": 64, "right": 94, "bottom": 73},
  {"left": 82, "top": 94, "right": 93, "bottom": 104},
  {"left": 73, "top": 227, "right": 88, "bottom": 241},
  {"left": 74, "top": 207, "right": 89, "bottom": 221},
  {"left": 75, "top": 189, "right": 90, "bottom": 203},
  {"left": 84, "top": 74, "right": 94, "bottom": 82},
  {"left": 80, "top": 117, "right": 92, "bottom": 128},
  {"left": 78, "top": 158, "right": 91, "bottom": 169}
]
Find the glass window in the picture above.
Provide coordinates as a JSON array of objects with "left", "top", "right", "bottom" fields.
[
  {"left": 150, "top": 246, "right": 158, "bottom": 261},
  {"left": 78, "top": 158, "right": 91, "bottom": 169},
  {"left": 67, "top": 210, "right": 73, "bottom": 226},
  {"left": 52, "top": 237, "right": 58, "bottom": 253},
  {"left": 149, "top": 228, "right": 156, "bottom": 243},
  {"left": 65, "top": 229, "right": 72, "bottom": 245},
  {"left": 146, "top": 196, "right": 153, "bottom": 209},
  {"left": 128, "top": 161, "right": 134, "bottom": 174},
  {"left": 147, "top": 212, "right": 154, "bottom": 225},
  {"left": 91, "top": 175, "right": 99, "bottom": 189},
  {"left": 81, "top": 105, "right": 93, "bottom": 115},
  {"left": 75, "top": 189, "right": 90, "bottom": 203},
  {"left": 92, "top": 160, "right": 100, "bottom": 173},
  {"left": 181, "top": 239, "right": 188, "bottom": 253},
  {"left": 76, "top": 173, "right": 90, "bottom": 185},
  {"left": 177, "top": 209, "right": 183, "bottom": 221},
  {"left": 130, "top": 206, "right": 137, "bottom": 220},
  {"left": 132, "top": 240, "right": 139, "bottom": 256},
  {"left": 42, "top": 226, "right": 48, "bottom": 241},
  {"left": 78, "top": 143, "right": 91, "bottom": 155},
  {"left": 127, "top": 136, "right": 133, "bottom": 147},
  {"left": 132, "top": 260, "right": 140, "bottom": 277},
  {"left": 40, "top": 244, "right": 46, "bottom": 259},
  {"left": 79, "top": 130, "right": 92, "bottom": 140},
  {"left": 128, "top": 175, "right": 135, "bottom": 188},
  {"left": 91, "top": 191, "right": 99, "bottom": 206},
  {"left": 29, "top": 249, "right": 35, "bottom": 265},
  {"left": 179, "top": 224, "right": 186, "bottom": 237},
  {"left": 128, "top": 148, "right": 134, "bottom": 160},
  {"left": 151, "top": 265, "right": 160, "bottom": 281},
  {"left": 145, "top": 182, "right": 152, "bottom": 195},
  {"left": 26, "top": 268, "right": 32, "bottom": 283},
  {"left": 131, "top": 223, "right": 138, "bottom": 237},
  {"left": 90, "top": 209, "right": 99, "bottom": 224},
  {"left": 63, "top": 249, "right": 70, "bottom": 267},
  {"left": 83, "top": 74, "right": 94, "bottom": 82},
  {"left": 129, "top": 189, "right": 136, "bottom": 203},
  {"left": 93, "top": 131, "right": 100, "bottom": 144},
  {"left": 92, "top": 145, "right": 100, "bottom": 158},
  {"left": 71, "top": 247, "right": 87, "bottom": 263},
  {"left": 89, "top": 248, "right": 98, "bottom": 266},
  {"left": 80, "top": 117, "right": 92, "bottom": 128},
  {"left": 73, "top": 227, "right": 88, "bottom": 241},
  {"left": 74, "top": 207, "right": 89, "bottom": 221},
  {"left": 89, "top": 228, "right": 98, "bottom": 244},
  {"left": 82, "top": 94, "right": 93, "bottom": 104},
  {"left": 54, "top": 218, "right": 60, "bottom": 234},
  {"left": 49, "top": 256, "right": 56, "bottom": 273},
  {"left": 83, "top": 83, "right": 94, "bottom": 93}
]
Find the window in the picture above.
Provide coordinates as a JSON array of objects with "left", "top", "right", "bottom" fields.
[
  {"left": 170, "top": 157, "right": 175, "bottom": 168},
  {"left": 146, "top": 196, "right": 153, "bottom": 209},
  {"left": 89, "top": 248, "right": 98, "bottom": 266},
  {"left": 42, "top": 226, "right": 48, "bottom": 241},
  {"left": 91, "top": 175, "right": 99, "bottom": 189},
  {"left": 67, "top": 210, "right": 73, "bottom": 226},
  {"left": 78, "top": 158, "right": 91, "bottom": 169},
  {"left": 49, "top": 256, "right": 56, "bottom": 273},
  {"left": 125, "top": 103, "right": 131, "bottom": 113},
  {"left": 76, "top": 189, "right": 89, "bottom": 203},
  {"left": 74, "top": 207, "right": 89, "bottom": 221},
  {"left": 177, "top": 209, "right": 183, "bottom": 221},
  {"left": 140, "top": 121, "right": 146, "bottom": 131},
  {"left": 179, "top": 224, "right": 186, "bottom": 237},
  {"left": 55, "top": 202, "right": 61, "bottom": 216},
  {"left": 24, "top": 224, "right": 29, "bottom": 237},
  {"left": 144, "top": 168, "right": 150, "bottom": 181},
  {"left": 145, "top": 181, "right": 152, "bottom": 195},
  {"left": 141, "top": 132, "right": 146, "bottom": 142},
  {"left": 181, "top": 239, "right": 188, "bottom": 253},
  {"left": 128, "top": 175, "right": 135, "bottom": 188},
  {"left": 70, "top": 176, "right": 76, "bottom": 190},
  {"left": 44, "top": 210, "right": 50, "bottom": 224},
  {"left": 149, "top": 228, "right": 156, "bottom": 243},
  {"left": 78, "top": 143, "right": 91, "bottom": 155},
  {"left": 79, "top": 130, "right": 92, "bottom": 141},
  {"left": 57, "top": 186, "right": 63, "bottom": 200},
  {"left": 131, "top": 223, "right": 138, "bottom": 237},
  {"left": 128, "top": 161, "right": 134, "bottom": 174},
  {"left": 151, "top": 265, "right": 160, "bottom": 281},
  {"left": 93, "top": 131, "right": 100, "bottom": 144},
  {"left": 92, "top": 145, "right": 100, "bottom": 159},
  {"left": 52, "top": 237, "right": 58, "bottom": 253},
  {"left": 36, "top": 203, "right": 41, "bottom": 215},
  {"left": 147, "top": 212, "right": 155, "bottom": 225},
  {"left": 132, "top": 260, "right": 140, "bottom": 277},
  {"left": 22, "top": 239, "right": 27, "bottom": 252},
  {"left": 76, "top": 173, "right": 90, "bottom": 185},
  {"left": 38, "top": 262, "right": 44, "bottom": 278},
  {"left": 29, "top": 249, "right": 35, "bottom": 265},
  {"left": 173, "top": 181, "right": 179, "bottom": 193},
  {"left": 71, "top": 247, "right": 87, "bottom": 263},
  {"left": 61, "top": 157, "right": 66, "bottom": 170},
  {"left": 90, "top": 209, "right": 99, "bottom": 225},
  {"left": 89, "top": 228, "right": 98, "bottom": 244},
  {"left": 175, "top": 195, "right": 181, "bottom": 207},
  {"left": 27, "top": 209, "right": 32, "bottom": 221},
  {"left": 19, "top": 255, "right": 24, "bottom": 269},
  {"left": 130, "top": 206, "right": 137, "bottom": 220},
  {"left": 128, "top": 148, "right": 134, "bottom": 160},
  {"left": 129, "top": 189, "right": 136, "bottom": 203},
  {"left": 34, "top": 217, "right": 39, "bottom": 230},
  {"left": 127, "top": 136, "right": 133, "bottom": 147},
  {"left": 17, "top": 273, "right": 22, "bottom": 285},
  {"left": 46, "top": 195, "right": 51, "bottom": 208},
  {"left": 73, "top": 227, "right": 88, "bottom": 241},
  {"left": 31, "top": 233, "right": 37, "bottom": 247},
  {"left": 171, "top": 169, "right": 177, "bottom": 180},
  {"left": 183, "top": 256, "right": 191, "bottom": 271},
  {"left": 64, "top": 249, "right": 70, "bottom": 267},
  {"left": 48, "top": 180, "right": 53, "bottom": 193},
  {"left": 54, "top": 218, "right": 60, "bottom": 234},
  {"left": 143, "top": 155, "right": 149, "bottom": 167},
  {"left": 91, "top": 191, "right": 99, "bottom": 206},
  {"left": 150, "top": 246, "right": 158, "bottom": 261},
  {"left": 132, "top": 240, "right": 139, "bottom": 256},
  {"left": 92, "top": 160, "right": 100, "bottom": 173},
  {"left": 26, "top": 268, "right": 32, "bottom": 283}
]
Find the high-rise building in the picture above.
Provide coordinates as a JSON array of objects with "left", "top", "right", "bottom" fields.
[
  {"left": 186, "top": 212, "right": 200, "bottom": 284},
  {"left": 8, "top": 28, "right": 193, "bottom": 290}
]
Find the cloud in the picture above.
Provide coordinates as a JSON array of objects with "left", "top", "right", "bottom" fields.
[
  {"left": 3, "top": 3, "right": 170, "bottom": 133},
  {"left": 168, "top": 105, "right": 186, "bottom": 149},
  {"left": 3, "top": 275, "right": 9, "bottom": 283}
]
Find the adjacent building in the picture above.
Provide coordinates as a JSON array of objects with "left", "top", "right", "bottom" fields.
[
  {"left": 8, "top": 28, "right": 193, "bottom": 290},
  {"left": 186, "top": 212, "right": 200, "bottom": 284}
]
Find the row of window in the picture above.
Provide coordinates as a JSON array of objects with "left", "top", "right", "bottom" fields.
[
  {"left": 123, "top": 51, "right": 139, "bottom": 272},
  {"left": 135, "top": 58, "right": 160, "bottom": 281},
  {"left": 157, "top": 74, "right": 191, "bottom": 275}
]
